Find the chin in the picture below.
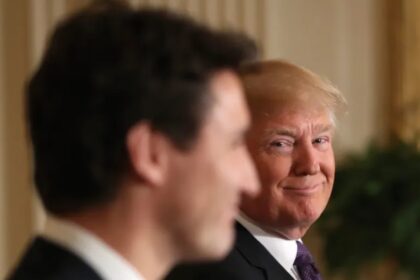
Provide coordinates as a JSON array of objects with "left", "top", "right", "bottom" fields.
[
  {"left": 274, "top": 213, "right": 318, "bottom": 239},
  {"left": 202, "top": 244, "right": 231, "bottom": 261},
  {"left": 299, "top": 197, "right": 328, "bottom": 222},
  {"left": 276, "top": 222, "right": 312, "bottom": 240},
  {"left": 205, "top": 229, "right": 234, "bottom": 259},
  {"left": 183, "top": 228, "right": 234, "bottom": 262}
]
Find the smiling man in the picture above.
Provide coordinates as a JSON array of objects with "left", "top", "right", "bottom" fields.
[
  {"left": 7, "top": 2, "right": 260, "bottom": 280},
  {"left": 166, "top": 60, "right": 347, "bottom": 280}
]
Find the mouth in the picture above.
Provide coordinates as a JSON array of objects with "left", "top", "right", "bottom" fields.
[{"left": 283, "top": 182, "right": 323, "bottom": 196}]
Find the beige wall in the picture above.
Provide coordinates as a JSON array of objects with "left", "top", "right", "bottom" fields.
[
  {"left": 134, "top": 1, "right": 389, "bottom": 155},
  {"left": 0, "top": 0, "right": 33, "bottom": 277},
  {"left": 0, "top": 0, "right": 388, "bottom": 277},
  {"left": 265, "top": 0, "right": 389, "bottom": 155}
]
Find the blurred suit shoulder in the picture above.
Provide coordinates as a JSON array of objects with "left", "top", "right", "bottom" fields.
[{"left": 7, "top": 236, "right": 102, "bottom": 280}]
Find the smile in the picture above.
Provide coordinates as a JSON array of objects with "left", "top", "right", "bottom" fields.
[{"left": 283, "top": 183, "right": 323, "bottom": 195}]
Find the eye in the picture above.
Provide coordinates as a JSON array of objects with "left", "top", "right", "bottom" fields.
[
  {"left": 271, "top": 141, "right": 284, "bottom": 147},
  {"left": 313, "top": 137, "right": 327, "bottom": 144},
  {"left": 313, "top": 136, "right": 331, "bottom": 149},
  {"left": 268, "top": 138, "right": 294, "bottom": 153}
]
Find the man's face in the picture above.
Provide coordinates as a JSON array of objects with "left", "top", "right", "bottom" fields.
[
  {"left": 161, "top": 70, "right": 259, "bottom": 261},
  {"left": 241, "top": 102, "right": 335, "bottom": 239}
]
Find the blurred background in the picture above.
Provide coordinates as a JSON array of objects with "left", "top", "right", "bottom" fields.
[{"left": 0, "top": 0, "right": 418, "bottom": 279}]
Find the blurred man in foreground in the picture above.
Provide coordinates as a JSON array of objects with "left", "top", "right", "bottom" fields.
[
  {"left": 8, "top": 2, "right": 259, "bottom": 280},
  {"left": 166, "top": 60, "right": 347, "bottom": 280}
]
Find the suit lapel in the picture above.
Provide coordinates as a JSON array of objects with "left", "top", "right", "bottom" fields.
[{"left": 234, "top": 223, "right": 295, "bottom": 280}]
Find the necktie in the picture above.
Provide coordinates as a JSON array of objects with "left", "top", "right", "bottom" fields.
[{"left": 294, "top": 241, "right": 322, "bottom": 280}]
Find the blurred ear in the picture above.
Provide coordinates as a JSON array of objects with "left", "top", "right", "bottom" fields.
[{"left": 126, "top": 122, "right": 170, "bottom": 187}]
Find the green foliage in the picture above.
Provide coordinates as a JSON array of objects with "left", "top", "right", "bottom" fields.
[{"left": 318, "top": 141, "right": 420, "bottom": 277}]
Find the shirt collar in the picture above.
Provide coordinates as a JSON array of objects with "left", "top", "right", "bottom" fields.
[
  {"left": 237, "top": 214, "right": 300, "bottom": 279},
  {"left": 43, "top": 216, "right": 144, "bottom": 280}
]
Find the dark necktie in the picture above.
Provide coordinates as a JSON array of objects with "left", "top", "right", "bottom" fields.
[{"left": 294, "top": 241, "right": 322, "bottom": 280}]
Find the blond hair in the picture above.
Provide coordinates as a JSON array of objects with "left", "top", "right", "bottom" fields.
[{"left": 239, "top": 60, "right": 347, "bottom": 126}]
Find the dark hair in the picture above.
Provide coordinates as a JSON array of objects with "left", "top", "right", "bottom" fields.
[{"left": 28, "top": 2, "right": 257, "bottom": 215}]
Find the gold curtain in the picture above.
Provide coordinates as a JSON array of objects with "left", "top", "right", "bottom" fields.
[
  {"left": 0, "top": 0, "right": 89, "bottom": 277},
  {"left": 389, "top": 0, "right": 420, "bottom": 146}
]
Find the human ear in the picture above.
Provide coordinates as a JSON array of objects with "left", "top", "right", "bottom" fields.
[{"left": 126, "top": 122, "right": 169, "bottom": 187}]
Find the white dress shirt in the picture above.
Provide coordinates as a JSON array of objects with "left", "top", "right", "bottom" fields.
[
  {"left": 237, "top": 214, "right": 301, "bottom": 280},
  {"left": 42, "top": 216, "right": 144, "bottom": 280}
]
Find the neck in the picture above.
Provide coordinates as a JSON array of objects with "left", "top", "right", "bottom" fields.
[
  {"left": 264, "top": 221, "right": 310, "bottom": 240},
  {"left": 65, "top": 189, "right": 177, "bottom": 280},
  {"left": 240, "top": 212, "right": 309, "bottom": 240},
  {"left": 269, "top": 226, "right": 308, "bottom": 240}
]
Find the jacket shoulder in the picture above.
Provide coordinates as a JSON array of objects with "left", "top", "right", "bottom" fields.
[{"left": 7, "top": 237, "right": 102, "bottom": 280}]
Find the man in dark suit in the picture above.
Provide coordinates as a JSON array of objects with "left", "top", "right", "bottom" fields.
[
  {"left": 7, "top": 1, "right": 260, "bottom": 279},
  {"left": 166, "top": 60, "right": 347, "bottom": 280}
]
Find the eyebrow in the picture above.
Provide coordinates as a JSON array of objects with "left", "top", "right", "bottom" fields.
[
  {"left": 268, "top": 128, "right": 298, "bottom": 138},
  {"left": 313, "top": 124, "right": 334, "bottom": 134},
  {"left": 265, "top": 124, "right": 334, "bottom": 138}
]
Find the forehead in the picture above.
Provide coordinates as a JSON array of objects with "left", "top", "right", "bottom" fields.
[
  {"left": 197, "top": 70, "right": 250, "bottom": 136},
  {"left": 251, "top": 102, "right": 334, "bottom": 135}
]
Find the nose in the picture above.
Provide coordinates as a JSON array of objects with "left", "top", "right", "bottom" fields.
[
  {"left": 239, "top": 149, "right": 260, "bottom": 197},
  {"left": 293, "top": 142, "right": 320, "bottom": 176}
]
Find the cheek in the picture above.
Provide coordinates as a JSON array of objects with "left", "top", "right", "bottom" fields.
[
  {"left": 249, "top": 157, "right": 290, "bottom": 213},
  {"left": 322, "top": 155, "right": 336, "bottom": 182},
  {"left": 256, "top": 155, "right": 290, "bottom": 188},
  {"left": 165, "top": 161, "right": 210, "bottom": 216},
  {"left": 191, "top": 157, "right": 233, "bottom": 215}
]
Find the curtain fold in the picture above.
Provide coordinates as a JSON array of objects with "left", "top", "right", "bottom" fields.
[{"left": 389, "top": 0, "right": 420, "bottom": 146}]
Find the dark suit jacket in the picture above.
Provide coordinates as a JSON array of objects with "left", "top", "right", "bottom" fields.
[
  {"left": 7, "top": 236, "right": 102, "bottom": 280},
  {"left": 165, "top": 223, "right": 294, "bottom": 280}
]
